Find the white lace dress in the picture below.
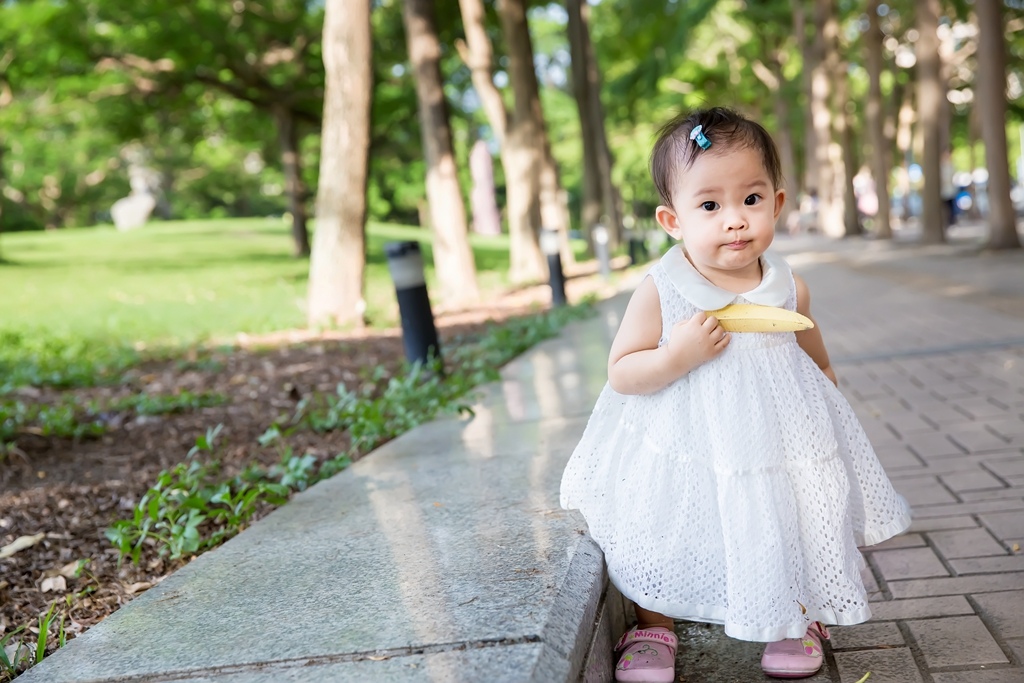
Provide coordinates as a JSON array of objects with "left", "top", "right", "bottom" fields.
[{"left": 560, "top": 246, "right": 912, "bottom": 642}]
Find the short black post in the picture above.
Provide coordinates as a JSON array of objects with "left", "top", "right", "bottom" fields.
[
  {"left": 593, "top": 223, "right": 611, "bottom": 280},
  {"left": 627, "top": 230, "right": 646, "bottom": 266},
  {"left": 541, "top": 226, "right": 566, "bottom": 307},
  {"left": 384, "top": 241, "right": 441, "bottom": 367}
]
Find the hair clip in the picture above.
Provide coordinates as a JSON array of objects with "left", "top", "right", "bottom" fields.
[{"left": 689, "top": 124, "right": 711, "bottom": 150}]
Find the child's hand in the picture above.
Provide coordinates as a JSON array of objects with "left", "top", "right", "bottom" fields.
[{"left": 663, "top": 312, "right": 730, "bottom": 373}]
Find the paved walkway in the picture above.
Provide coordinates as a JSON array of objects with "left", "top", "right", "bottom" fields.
[
  {"left": 16, "top": 233, "right": 1024, "bottom": 682},
  {"left": 767, "top": 235, "right": 1024, "bottom": 683}
]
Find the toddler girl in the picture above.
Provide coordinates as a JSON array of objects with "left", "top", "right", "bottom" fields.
[{"left": 560, "top": 107, "right": 911, "bottom": 681}]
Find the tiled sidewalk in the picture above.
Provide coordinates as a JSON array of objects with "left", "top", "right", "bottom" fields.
[{"left": 781, "top": 240, "right": 1024, "bottom": 683}]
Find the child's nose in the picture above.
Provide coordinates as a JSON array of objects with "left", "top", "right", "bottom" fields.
[{"left": 723, "top": 207, "right": 747, "bottom": 229}]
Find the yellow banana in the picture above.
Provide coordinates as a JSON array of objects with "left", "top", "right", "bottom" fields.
[{"left": 706, "top": 303, "right": 814, "bottom": 333}]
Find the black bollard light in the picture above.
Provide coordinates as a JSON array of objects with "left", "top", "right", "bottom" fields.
[
  {"left": 541, "top": 226, "right": 566, "bottom": 307},
  {"left": 628, "top": 231, "right": 646, "bottom": 266},
  {"left": 384, "top": 241, "right": 441, "bottom": 367},
  {"left": 593, "top": 223, "right": 611, "bottom": 280}
]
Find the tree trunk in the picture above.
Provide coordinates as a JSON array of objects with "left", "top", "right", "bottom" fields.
[
  {"left": 915, "top": 0, "right": 945, "bottom": 244},
  {"left": 272, "top": 104, "right": 311, "bottom": 258},
  {"left": 0, "top": 140, "right": 5, "bottom": 261},
  {"left": 766, "top": 54, "right": 797, "bottom": 233},
  {"left": 469, "top": 139, "right": 501, "bottom": 236},
  {"left": 589, "top": 36, "right": 622, "bottom": 249},
  {"left": 976, "top": 2, "right": 1020, "bottom": 250},
  {"left": 457, "top": 0, "right": 508, "bottom": 145},
  {"left": 403, "top": 0, "right": 480, "bottom": 305},
  {"left": 568, "top": 0, "right": 621, "bottom": 247},
  {"left": 812, "top": 0, "right": 840, "bottom": 236},
  {"left": 865, "top": 0, "right": 892, "bottom": 238},
  {"left": 895, "top": 80, "right": 915, "bottom": 224},
  {"left": 835, "top": 61, "right": 860, "bottom": 236},
  {"left": 794, "top": 0, "right": 817, "bottom": 195},
  {"left": 497, "top": 0, "right": 551, "bottom": 281},
  {"left": 566, "top": 0, "right": 601, "bottom": 241},
  {"left": 457, "top": 0, "right": 545, "bottom": 282},
  {"left": 307, "top": 0, "right": 371, "bottom": 328}
]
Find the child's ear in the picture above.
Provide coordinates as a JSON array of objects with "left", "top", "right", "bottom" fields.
[
  {"left": 655, "top": 205, "right": 683, "bottom": 240},
  {"left": 773, "top": 188, "right": 786, "bottom": 221}
]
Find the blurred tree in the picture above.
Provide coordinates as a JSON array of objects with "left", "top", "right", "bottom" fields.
[
  {"left": 811, "top": 0, "right": 840, "bottom": 236},
  {"left": 835, "top": 49, "right": 861, "bottom": 237},
  {"left": 456, "top": 0, "right": 545, "bottom": 283},
  {"left": 865, "top": 0, "right": 892, "bottom": 238},
  {"left": 566, "top": 0, "right": 621, "bottom": 245},
  {"left": 794, "top": 0, "right": 818, "bottom": 199},
  {"left": 976, "top": 0, "right": 1020, "bottom": 250},
  {"left": 916, "top": 0, "right": 945, "bottom": 244},
  {"left": 402, "top": 0, "right": 480, "bottom": 305},
  {"left": 307, "top": 0, "right": 371, "bottom": 328},
  {"left": 742, "top": 1, "right": 799, "bottom": 232},
  {"left": 69, "top": 0, "right": 325, "bottom": 255},
  {"left": 498, "top": 0, "right": 575, "bottom": 275},
  {"left": 496, "top": 0, "right": 551, "bottom": 282}
]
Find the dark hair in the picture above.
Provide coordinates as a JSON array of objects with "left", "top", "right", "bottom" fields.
[{"left": 649, "top": 107, "right": 783, "bottom": 207}]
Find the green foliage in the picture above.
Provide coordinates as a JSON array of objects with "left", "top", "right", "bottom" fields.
[
  {"left": 294, "top": 358, "right": 475, "bottom": 452},
  {"left": 0, "top": 331, "right": 139, "bottom": 394},
  {"left": 0, "top": 399, "right": 105, "bottom": 443},
  {"left": 104, "top": 425, "right": 291, "bottom": 564},
  {"left": 0, "top": 389, "right": 224, "bottom": 446},
  {"left": 104, "top": 390, "right": 227, "bottom": 416},
  {"left": 0, "top": 601, "right": 67, "bottom": 679},
  {"left": 0, "top": 219, "right": 548, "bottom": 370},
  {"left": 107, "top": 300, "right": 595, "bottom": 566}
]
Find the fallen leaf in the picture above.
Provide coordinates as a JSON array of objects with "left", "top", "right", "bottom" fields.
[
  {"left": 0, "top": 533, "right": 45, "bottom": 559},
  {"left": 1012, "top": 543, "right": 1021, "bottom": 553},
  {"left": 125, "top": 582, "right": 152, "bottom": 595},
  {"left": 368, "top": 655, "right": 389, "bottom": 661},
  {"left": 854, "top": 673, "right": 871, "bottom": 683},
  {"left": 59, "top": 560, "right": 86, "bottom": 579},
  {"left": 40, "top": 575, "right": 67, "bottom": 593}
]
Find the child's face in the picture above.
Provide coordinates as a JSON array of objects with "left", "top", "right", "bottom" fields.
[{"left": 655, "top": 145, "right": 784, "bottom": 282}]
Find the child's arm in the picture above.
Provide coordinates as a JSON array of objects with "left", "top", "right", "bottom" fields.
[
  {"left": 607, "top": 277, "right": 730, "bottom": 395},
  {"left": 794, "top": 274, "right": 838, "bottom": 386}
]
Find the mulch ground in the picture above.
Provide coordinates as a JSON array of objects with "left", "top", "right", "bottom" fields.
[{"left": 0, "top": 266, "right": 626, "bottom": 676}]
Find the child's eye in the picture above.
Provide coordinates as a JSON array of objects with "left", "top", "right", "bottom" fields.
[
  {"left": 744, "top": 194, "right": 762, "bottom": 205},
  {"left": 701, "top": 201, "right": 719, "bottom": 211}
]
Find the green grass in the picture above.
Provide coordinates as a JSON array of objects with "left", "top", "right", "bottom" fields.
[{"left": 0, "top": 217, "right": 549, "bottom": 347}]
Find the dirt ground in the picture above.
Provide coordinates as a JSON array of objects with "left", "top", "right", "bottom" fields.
[{"left": 0, "top": 266, "right": 627, "bottom": 674}]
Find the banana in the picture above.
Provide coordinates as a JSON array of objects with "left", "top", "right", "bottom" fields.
[{"left": 706, "top": 303, "right": 814, "bottom": 333}]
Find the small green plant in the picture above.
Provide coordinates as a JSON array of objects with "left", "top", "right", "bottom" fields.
[
  {"left": 0, "top": 331, "right": 139, "bottom": 395},
  {"left": 0, "top": 399, "right": 106, "bottom": 443},
  {"left": 0, "top": 624, "right": 27, "bottom": 676},
  {"left": 294, "top": 357, "right": 476, "bottom": 455},
  {"left": 106, "top": 425, "right": 291, "bottom": 564},
  {"left": 0, "top": 601, "right": 67, "bottom": 680},
  {"left": 105, "top": 390, "right": 228, "bottom": 416},
  {"left": 269, "top": 450, "right": 318, "bottom": 492}
]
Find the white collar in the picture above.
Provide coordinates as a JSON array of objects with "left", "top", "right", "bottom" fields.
[{"left": 660, "top": 245, "right": 792, "bottom": 310}]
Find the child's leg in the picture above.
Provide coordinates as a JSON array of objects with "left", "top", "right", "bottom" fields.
[{"left": 634, "top": 604, "right": 674, "bottom": 631}]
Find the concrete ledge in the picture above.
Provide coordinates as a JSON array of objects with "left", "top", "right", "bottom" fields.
[{"left": 17, "top": 297, "right": 630, "bottom": 683}]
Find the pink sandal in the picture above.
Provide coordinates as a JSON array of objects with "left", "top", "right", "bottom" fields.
[
  {"left": 761, "top": 622, "right": 830, "bottom": 679},
  {"left": 614, "top": 626, "right": 678, "bottom": 682}
]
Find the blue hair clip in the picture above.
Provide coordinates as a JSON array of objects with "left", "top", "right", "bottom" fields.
[{"left": 689, "top": 124, "right": 712, "bottom": 150}]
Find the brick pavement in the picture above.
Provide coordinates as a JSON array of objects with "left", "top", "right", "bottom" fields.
[{"left": 782, "top": 238, "right": 1024, "bottom": 683}]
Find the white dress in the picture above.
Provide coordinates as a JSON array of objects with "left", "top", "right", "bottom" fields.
[{"left": 560, "top": 246, "right": 912, "bottom": 642}]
